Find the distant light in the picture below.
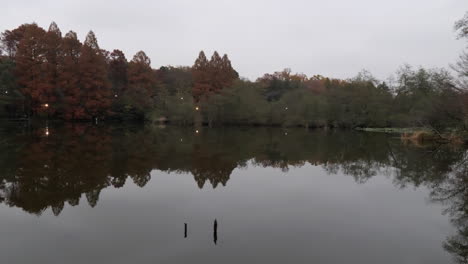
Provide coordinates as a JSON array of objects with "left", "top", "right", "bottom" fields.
[
  {"left": 195, "top": 130, "right": 199, "bottom": 134},
  {"left": 195, "top": 106, "right": 199, "bottom": 111},
  {"left": 114, "top": 94, "right": 118, "bottom": 98},
  {"left": 44, "top": 104, "right": 49, "bottom": 108},
  {"left": 180, "top": 97, "right": 184, "bottom": 100},
  {"left": 285, "top": 107, "right": 288, "bottom": 110},
  {"left": 5, "top": 91, "right": 8, "bottom": 94},
  {"left": 180, "top": 138, "right": 183, "bottom": 142},
  {"left": 45, "top": 128, "right": 49, "bottom": 136},
  {"left": 285, "top": 132, "right": 288, "bottom": 136}
]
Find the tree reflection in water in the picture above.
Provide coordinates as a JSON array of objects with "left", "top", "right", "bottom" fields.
[{"left": 0, "top": 122, "right": 467, "bottom": 262}]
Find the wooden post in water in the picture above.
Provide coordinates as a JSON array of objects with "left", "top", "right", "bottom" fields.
[{"left": 213, "top": 219, "right": 218, "bottom": 245}]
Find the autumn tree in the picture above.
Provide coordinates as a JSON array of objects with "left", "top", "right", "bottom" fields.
[
  {"left": 78, "top": 31, "right": 111, "bottom": 119},
  {"left": 209, "top": 51, "right": 223, "bottom": 92},
  {"left": 221, "top": 54, "right": 239, "bottom": 83},
  {"left": 208, "top": 52, "right": 238, "bottom": 93},
  {"left": 14, "top": 23, "right": 47, "bottom": 116},
  {"left": 42, "top": 22, "right": 62, "bottom": 115},
  {"left": 123, "top": 51, "right": 157, "bottom": 118},
  {"left": 192, "top": 51, "right": 238, "bottom": 102},
  {"left": 58, "top": 31, "right": 82, "bottom": 119},
  {"left": 192, "top": 51, "right": 212, "bottom": 102},
  {"left": 108, "top": 49, "right": 128, "bottom": 97},
  {"left": 0, "top": 24, "right": 30, "bottom": 58}
]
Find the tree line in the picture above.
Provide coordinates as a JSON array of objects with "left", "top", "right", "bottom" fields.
[{"left": 1, "top": 16, "right": 468, "bottom": 131}]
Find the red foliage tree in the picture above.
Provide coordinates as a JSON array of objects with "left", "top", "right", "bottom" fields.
[
  {"left": 42, "top": 22, "right": 62, "bottom": 115},
  {"left": 58, "top": 31, "right": 83, "bottom": 119},
  {"left": 209, "top": 51, "right": 224, "bottom": 92},
  {"left": 78, "top": 31, "right": 111, "bottom": 119},
  {"left": 1, "top": 24, "right": 31, "bottom": 58},
  {"left": 14, "top": 23, "right": 47, "bottom": 116},
  {"left": 108, "top": 49, "right": 128, "bottom": 97},
  {"left": 192, "top": 51, "right": 212, "bottom": 102},
  {"left": 126, "top": 51, "right": 157, "bottom": 109},
  {"left": 192, "top": 51, "right": 238, "bottom": 101}
]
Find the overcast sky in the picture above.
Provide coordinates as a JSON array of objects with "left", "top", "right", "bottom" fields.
[{"left": 2, "top": 0, "right": 468, "bottom": 80}]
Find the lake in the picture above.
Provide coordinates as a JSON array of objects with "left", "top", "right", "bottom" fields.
[{"left": 0, "top": 122, "right": 467, "bottom": 264}]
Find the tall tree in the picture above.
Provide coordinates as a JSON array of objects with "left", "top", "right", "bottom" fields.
[
  {"left": 58, "top": 31, "right": 82, "bottom": 119},
  {"left": 192, "top": 51, "right": 212, "bottom": 102},
  {"left": 42, "top": 22, "right": 62, "bottom": 115},
  {"left": 14, "top": 23, "right": 47, "bottom": 116},
  {"left": 192, "top": 51, "right": 238, "bottom": 102},
  {"left": 125, "top": 51, "right": 157, "bottom": 115},
  {"left": 0, "top": 24, "right": 31, "bottom": 58},
  {"left": 454, "top": 12, "right": 468, "bottom": 129},
  {"left": 221, "top": 54, "right": 239, "bottom": 84},
  {"left": 209, "top": 51, "right": 224, "bottom": 92},
  {"left": 78, "top": 31, "right": 111, "bottom": 119},
  {"left": 108, "top": 49, "right": 128, "bottom": 97}
]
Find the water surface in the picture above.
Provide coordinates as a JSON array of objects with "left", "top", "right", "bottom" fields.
[{"left": 0, "top": 123, "right": 467, "bottom": 264}]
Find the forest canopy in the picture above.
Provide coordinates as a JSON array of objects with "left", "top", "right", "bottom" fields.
[{"left": 0, "top": 18, "right": 468, "bottom": 131}]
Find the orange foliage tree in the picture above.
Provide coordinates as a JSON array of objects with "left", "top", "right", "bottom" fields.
[{"left": 192, "top": 51, "right": 238, "bottom": 102}]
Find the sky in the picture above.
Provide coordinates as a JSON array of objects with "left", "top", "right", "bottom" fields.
[{"left": 2, "top": 0, "right": 468, "bottom": 81}]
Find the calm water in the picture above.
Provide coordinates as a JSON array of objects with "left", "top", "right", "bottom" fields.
[{"left": 0, "top": 122, "right": 467, "bottom": 264}]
